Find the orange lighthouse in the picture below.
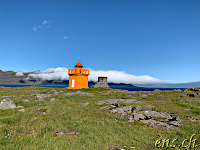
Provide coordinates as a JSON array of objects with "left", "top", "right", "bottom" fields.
[{"left": 68, "top": 60, "right": 90, "bottom": 89}]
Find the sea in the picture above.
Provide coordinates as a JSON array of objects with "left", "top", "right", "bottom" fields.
[{"left": 0, "top": 84, "right": 186, "bottom": 91}]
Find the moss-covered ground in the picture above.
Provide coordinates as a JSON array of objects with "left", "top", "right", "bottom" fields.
[{"left": 0, "top": 87, "right": 200, "bottom": 150}]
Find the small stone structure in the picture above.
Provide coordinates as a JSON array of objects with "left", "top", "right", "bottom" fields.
[{"left": 94, "top": 77, "right": 110, "bottom": 88}]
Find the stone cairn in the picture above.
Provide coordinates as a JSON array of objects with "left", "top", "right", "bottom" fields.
[{"left": 94, "top": 77, "right": 110, "bottom": 88}]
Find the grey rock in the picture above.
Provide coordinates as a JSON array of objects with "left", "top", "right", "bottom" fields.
[
  {"left": 121, "top": 106, "right": 132, "bottom": 113},
  {"left": 129, "top": 113, "right": 146, "bottom": 122},
  {"left": 139, "top": 94, "right": 148, "bottom": 97},
  {"left": 121, "top": 99, "right": 144, "bottom": 104},
  {"left": 128, "top": 110, "right": 181, "bottom": 129},
  {"left": 50, "top": 98, "right": 56, "bottom": 102},
  {"left": 140, "top": 119, "right": 177, "bottom": 129},
  {"left": 36, "top": 94, "right": 52, "bottom": 100},
  {"left": 110, "top": 106, "right": 132, "bottom": 116},
  {"left": 183, "top": 108, "right": 191, "bottom": 111},
  {"left": 185, "top": 115, "right": 198, "bottom": 122},
  {"left": 54, "top": 92, "right": 59, "bottom": 95},
  {"left": 37, "top": 108, "right": 48, "bottom": 115},
  {"left": 1, "top": 95, "right": 10, "bottom": 98},
  {"left": 184, "top": 87, "right": 200, "bottom": 92},
  {"left": 110, "top": 108, "right": 124, "bottom": 114},
  {"left": 63, "top": 107, "right": 71, "bottom": 109},
  {"left": 133, "top": 105, "right": 154, "bottom": 113},
  {"left": 97, "top": 99, "right": 119, "bottom": 105},
  {"left": 64, "top": 92, "right": 76, "bottom": 96},
  {"left": 180, "top": 94, "right": 186, "bottom": 97},
  {"left": 82, "top": 102, "right": 89, "bottom": 106},
  {"left": 148, "top": 93, "right": 155, "bottom": 96},
  {"left": 109, "top": 146, "right": 120, "bottom": 150},
  {"left": 51, "top": 89, "right": 56, "bottom": 92},
  {"left": 156, "top": 95, "right": 163, "bottom": 98},
  {"left": 187, "top": 93, "right": 197, "bottom": 97},
  {"left": 35, "top": 97, "right": 44, "bottom": 101},
  {"left": 64, "top": 91, "right": 94, "bottom": 97},
  {"left": 154, "top": 89, "right": 162, "bottom": 92},
  {"left": 18, "top": 109, "right": 25, "bottom": 112},
  {"left": 97, "top": 99, "right": 145, "bottom": 105},
  {"left": 98, "top": 91, "right": 113, "bottom": 96},
  {"left": 143, "top": 111, "right": 175, "bottom": 120},
  {"left": 155, "top": 100, "right": 162, "bottom": 103},
  {"left": 174, "top": 89, "right": 182, "bottom": 92},
  {"left": 75, "top": 91, "right": 94, "bottom": 96},
  {"left": 22, "top": 99, "right": 31, "bottom": 102},
  {"left": 17, "top": 106, "right": 24, "bottom": 108},
  {"left": 100, "top": 104, "right": 118, "bottom": 110},
  {"left": 0, "top": 98, "right": 17, "bottom": 109},
  {"left": 175, "top": 116, "right": 181, "bottom": 121},
  {"left": 168, "top": 121, "right": 181, "bottom": 126},
  {"left": 35, "top": 94, "right": 52, "bottom": 101}
]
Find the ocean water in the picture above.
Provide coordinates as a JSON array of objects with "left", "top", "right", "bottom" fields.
[{"left": 0, "top": 84, "right": 186, "bottom": 91}]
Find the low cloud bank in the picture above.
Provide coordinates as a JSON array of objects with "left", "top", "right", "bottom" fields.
[
  {"left": 89, "top": 69, "right": 163, "bottom": 84},
  {"left": 16, "top": 72, "right": 24, "bottom": 76},
  {"left": 28, "top": 67, "right": 68, "bottom": 81},
  {"left": 16, "top": 67, "right": 163, "bottom": 85},
  {"left": 15, "top": 70, "right": 30, "bottom": 76}
]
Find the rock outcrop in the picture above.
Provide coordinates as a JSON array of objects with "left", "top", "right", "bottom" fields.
[
  {"left": 128, "top": 110, "right": 181, "bottom": 129},
  {"left": 97, "top": 99, "right": 181, "bottom": 129},
  {"left": 64, "top": 91, "right": 94, "bottom": 97},
  {"left": 35, "top": 94, "right": 52, "bottom": 101},
  {"left": 82, "top": 102, "right": 89, "bottom": 106},
  {"left": 0, "top": 98, "right": 17, "bottom": 109},
  {"left": 22, "top": 99, "right": 31, "bottom": 102},
  {"left": 97, "top": 99, "right": 145, "bottom": 105},
  {"left": 184, "top": 87, "right": 200, "bottom": 92}
]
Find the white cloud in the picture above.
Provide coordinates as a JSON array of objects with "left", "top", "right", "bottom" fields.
[
  {"left": 33, "top": 27, "right": 37, "bottom": 31},
  {"left": 16, "top": 72, "right": 24, "bottom": 76},
  {"left": 89, "top": 70, "right": 163, "bottom": 84},
  {"left": 28, "top": 67, "right": 68, "bottom": 81},
  {"left": 42, "top": 20, "right": 47, "bottom": 25},
  {"left": 16, "top": 70, "right": 30, "bottom": 76},
  {"left": 33, "top": 19, "right": 51, "bottom": 31},
  {"left": 63, "top": 36, "right": 69, "bottom": 40},
  {"left": 19, "top": 70, "right": 30, "bottom": 73},
  {"left": 27, "top": 67, "right": 163, "bottom": 85}
]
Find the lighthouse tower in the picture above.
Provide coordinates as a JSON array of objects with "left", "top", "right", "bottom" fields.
[{"left": 68, "top": 60, "right": 90, "bottom": 89}]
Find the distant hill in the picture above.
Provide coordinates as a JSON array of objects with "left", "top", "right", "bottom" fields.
[
  {"left": 135, "top": 82, "right": 200, "bottom": 88},
  {"left": 0, "top": 71, "right": 199, "bottom": 88},
  {"left": 0, "top": 71, "right": 42, "bottom": 85}
]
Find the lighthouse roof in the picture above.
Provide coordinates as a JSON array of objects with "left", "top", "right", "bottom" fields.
[{"left": 75, "top": 60, "right": 83, "bottom": 67}]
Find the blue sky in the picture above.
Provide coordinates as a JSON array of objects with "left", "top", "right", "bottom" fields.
[{"left": 0, "top": 0, "right": 200, "bottom": 83}]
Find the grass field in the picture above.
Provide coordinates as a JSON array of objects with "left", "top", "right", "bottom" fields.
[{"left": 0, "top": 87, "right": 200, "bottom": 150}]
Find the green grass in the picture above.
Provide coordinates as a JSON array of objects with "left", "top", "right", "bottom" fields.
[{"left": 0, "top": 87, "right": 200, "bottom": 149}]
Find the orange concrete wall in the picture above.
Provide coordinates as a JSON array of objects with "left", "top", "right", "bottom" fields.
[{"left": 68, "top": 75, "right": 89, "bottom": 89}]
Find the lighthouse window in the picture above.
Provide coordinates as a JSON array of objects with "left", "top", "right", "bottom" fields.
[
  {"left": 70, "top": 70, "right": 71, "bottom": 73},
  {"left": 86, "top": 71, "right": 88, "bottom": 74},
  {"left": 72, "top": 79, "right": 75, "bottom": 87}
]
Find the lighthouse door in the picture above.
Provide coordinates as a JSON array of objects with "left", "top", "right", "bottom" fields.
[{"left": 72, "top": 79, "right": 75, "bottom": 88}]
